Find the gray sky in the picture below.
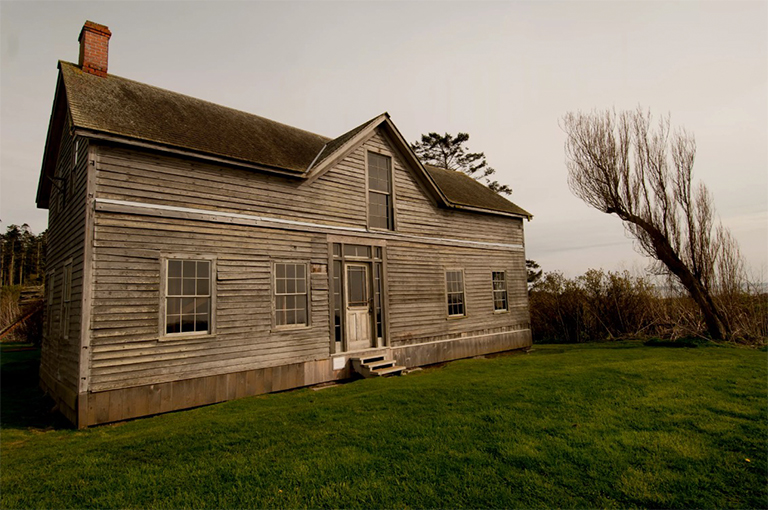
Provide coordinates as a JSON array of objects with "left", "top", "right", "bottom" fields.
[{"left": 2, "top": 1, "right": 766, "bottom": 278}]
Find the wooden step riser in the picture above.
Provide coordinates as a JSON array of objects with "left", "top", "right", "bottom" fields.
[
  {"left": 360, "top": 356, "right": 385, "bottom": 365},
  {"left": 365, "top": 361, "right": 395, "bottom": 370},
  {"left": 350, "top": 356, "right": 404, "bottom": 378}
]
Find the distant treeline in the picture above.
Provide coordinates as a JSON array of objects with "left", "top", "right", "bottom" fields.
[
  {"left": 529, "top": 269, "right": 767, "bottom": 345},
  {"left": 1, "top": 224, "right": 46, "bottom": 287}
]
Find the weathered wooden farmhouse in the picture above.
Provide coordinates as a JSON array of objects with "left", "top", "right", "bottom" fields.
[{"left": 37, "top": 21, "right": 533, "bottom": 427}]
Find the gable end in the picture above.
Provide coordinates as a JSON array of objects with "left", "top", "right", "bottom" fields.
[{"left": 37, "top": 73, "right": 69, "bottom": 209}]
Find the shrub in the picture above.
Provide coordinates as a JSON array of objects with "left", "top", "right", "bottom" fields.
[{"left": 529, "top": 269, "right": 766, "bottom": 345}]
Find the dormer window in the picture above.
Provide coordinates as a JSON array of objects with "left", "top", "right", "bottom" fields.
[{"left": 367, "top": 152, "right": 393, "bottom": 230}]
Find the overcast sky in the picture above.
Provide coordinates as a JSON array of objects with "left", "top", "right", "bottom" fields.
[{"left": 1, "top": 0, "right": 766, "bottom": 278}]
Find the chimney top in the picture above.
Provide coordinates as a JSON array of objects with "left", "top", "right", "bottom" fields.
[{"left": 78, "top": 21, "right": 111, "bottom": 77}]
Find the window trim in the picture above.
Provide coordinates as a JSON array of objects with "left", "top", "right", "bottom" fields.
[
  {"left": 365, "top": 149, "right": 396, "bottom": 231},
  {"left": 159, "top": 254, "right": 217, "bottom": 341},
  {"left": 272, "top": 260, "right": 311, "bottom": 331},
  {"left": 492, "top": 270, "right": 509, "bottom": 313},
  {"left": 445, "top": 268, "right": 467, "bottom": 318},
  {"left": 60, "top": 260, "right": 73, "bottom": 339}
]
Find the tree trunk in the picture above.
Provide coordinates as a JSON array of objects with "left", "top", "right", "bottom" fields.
[
  {"left": 8, "top": 242, "right": 14, "bottom": 286},
  {"left": 620, "top": 212, "right": 728, "bottom": 340}
]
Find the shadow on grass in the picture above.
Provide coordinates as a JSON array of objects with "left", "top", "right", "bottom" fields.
[
  {"left": 644, "top": 337, "right": 715, "bottom": 348},
  {"left": 1, "top": 345, "right": 71, "bottom": 430}
]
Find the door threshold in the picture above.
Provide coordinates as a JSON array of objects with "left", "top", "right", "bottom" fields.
[{"left": 334, "top": 347, "right": 388, "bottom": 357}]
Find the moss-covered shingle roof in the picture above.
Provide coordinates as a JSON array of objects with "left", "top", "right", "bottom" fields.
[
  {"left": 61, "top": 61, "right": 329, "bottom": 173},
  {"left": 425, "top": 165, "right": 532, "bottom": 218},
  {"left": 56, "top": 61, "right": 531, "bottom": 219}
]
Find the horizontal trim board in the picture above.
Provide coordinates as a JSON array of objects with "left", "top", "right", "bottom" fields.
[
  {"left": 94, "top": 198, "right": 524, "bottom": 251},
  {"left": 393, "top": 328, "right": 530, "bottom": 349}
]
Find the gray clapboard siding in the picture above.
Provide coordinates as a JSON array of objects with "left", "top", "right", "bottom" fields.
[
  {"left": 40, "top": 119, "right": 91, "bottom": 411},
  {"left": 81, "top": 123, "right": 530, "bottom": 397},
  {"left": 87, "top": 207, "right": 332, "bottom": 392},
  {"left": 366, "top": 130, "right": 525, "bottom": 245},
  {"left": 385, "top": 240, "right": 528, "bottom": 345},
  {"left": 93, "top": 128, "right": 523, "bottom": 247}
]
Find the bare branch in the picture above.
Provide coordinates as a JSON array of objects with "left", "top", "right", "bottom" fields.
[{"left": 562, "top": 108, "right": 739, "bottom": 340}]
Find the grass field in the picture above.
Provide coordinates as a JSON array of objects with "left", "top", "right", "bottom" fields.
[{"left": 1, "top": 341, "right": 766, "bottom": 509}]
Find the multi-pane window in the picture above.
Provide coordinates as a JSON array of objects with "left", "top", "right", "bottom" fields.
[
  {"left": 332, "top": 258, "right": 343, "bottom": 348},
  {"left": 166, "top": 260, "right": 211, "bottom": 335},
  {"left": 275, "top": 263, "right": 308, "bottom": 327},
  {"left": 343, "top": 244, "right": 372, "bottom": 258},
  {"left": 61, "top": 262, "right": 72, "bottom": 338},
  {"left": 492, "top": 271, "right": 508, "bottom": 311},
  {"left": 368, "top": 152, "right": 393, "bottom": 230},
  {"left": 446, "top": 270, "right": 466, "bottom": 317}
]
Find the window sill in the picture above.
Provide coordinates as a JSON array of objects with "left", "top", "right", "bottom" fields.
[
  {"left": 446, "top": 314, "right": 467, "bottom": 320},
  {"left": 493, "top": 309, "right": 510, "bottom": 314},
  {"left": 159, "top": 332, "right": 215, "bottom": 342},
  {"left": 272, "top": 324, "right": 311, "bottom": 332}
]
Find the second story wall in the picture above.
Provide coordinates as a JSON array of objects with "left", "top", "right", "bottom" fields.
[{"left": 92, "top": 126, "right": 525, "bottom": 248}]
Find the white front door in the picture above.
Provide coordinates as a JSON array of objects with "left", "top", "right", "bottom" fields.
[{"left": 345, "top": 263, "right": 372, "bottom": 351}]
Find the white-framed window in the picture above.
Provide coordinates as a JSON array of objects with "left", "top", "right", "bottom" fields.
[
  {"left": 60, "top": 261, "right": 72, "bottom": 339},
  {"left": 367, "top": 151, "right": 394, "bottom": 230},
  {"left": 446, "top": 269, "right": 466, "bottom": 317},
  {"left": 274, "top": 262, "right": 309, "bottom": 327},
  {"left": 164, "top": 259, "right": 212, "bottom": 336},
  {"left": 492, "top": 271, "right": 508, "bottom": 312}
]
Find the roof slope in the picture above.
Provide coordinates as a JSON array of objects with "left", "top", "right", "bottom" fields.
[
  {"left": 51, "top": 61, "right": 531, "bottom": 219},
  {"left": 424, "top": 165, "right": 532, "bottom": 218},
  {"left": 60, "top": 61, "right": 329, "bottom": 172}
]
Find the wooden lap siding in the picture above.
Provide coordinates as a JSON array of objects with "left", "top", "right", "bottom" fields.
[
  {"left": 368, "top": 131, "right": 525, "bottom": 246},
  {"left": 88, "top": 217, "right": 529, "bottom": 395},
  {"left": 39, "top": 122, "right": 90, "bottom": 422},
  {"left": 92, "top": 129, "right": 522, "bottom": 247},
  {"left": 386, "top": 242, "right": 529, "bottom": 347},
  {"left": 89, "top": 215, "right": 330, "bottom": 392},
  {"left": 76, "top": 126, "right": 531, "bottom": 423}
]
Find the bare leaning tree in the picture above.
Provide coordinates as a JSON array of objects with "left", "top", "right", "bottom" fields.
[{"left": 562, "top": 108, "right": 741, "bottom": 341}]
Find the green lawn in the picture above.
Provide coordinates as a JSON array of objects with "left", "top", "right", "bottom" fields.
[{"left": 1, "top": 341, "right": 766, "bottom": 509}]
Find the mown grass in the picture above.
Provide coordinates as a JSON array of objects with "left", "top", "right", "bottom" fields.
[{"left": 1, "top": 341, "right": 766, "bottom": 509}]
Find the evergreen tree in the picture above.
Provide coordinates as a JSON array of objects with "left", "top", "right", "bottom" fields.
[{"left": 411, "top": 132, "right": 512, "bottom": 195}]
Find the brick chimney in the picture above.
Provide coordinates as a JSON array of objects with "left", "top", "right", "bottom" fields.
[{"left": 78, "top": 21, "right": 111, "bottom": 77}]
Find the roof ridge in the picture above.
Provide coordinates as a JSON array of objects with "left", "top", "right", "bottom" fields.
[{"left": 59, "top": 60, "right": 332, "bottom": 143}]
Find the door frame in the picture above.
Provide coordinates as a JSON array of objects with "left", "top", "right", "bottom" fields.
[
  {"left": 327, "top": 236, "right": 389, "bottom": 354},
  {"left": 344, "top": 262, "right": 374, "bottom": 352}
]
